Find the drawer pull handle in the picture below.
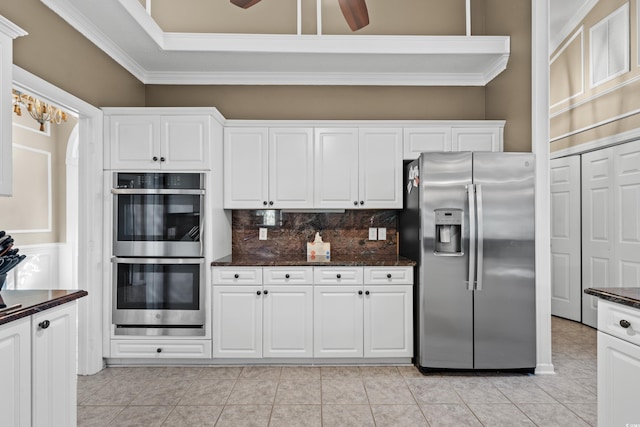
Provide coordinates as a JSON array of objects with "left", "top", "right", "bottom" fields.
[
  {"left": 387, "top": 273, "right": 392, "bottom": 279},
  {"left": 234, "top": 274, "right": 239, "bottom": 279},
  {"left": 620, "top": 319, "right": 631, "bottom": 329},
  {"left": 156, "top": 348, "right": 162, "bottom": 353},
  {"left": 38, "top": 320, "right": 50, "bottom": 330},
  {"left": 257, "top": 290, "right": 262, "bottom": 295},
  {"left": 285, "top": 274, "right": 290, "bottom": 279},
  {"left": 336, "top": 274, "right": 341, "bottom": 279},
  {"left": 358, "top": 290, "right": 363, "bottom": 295}
]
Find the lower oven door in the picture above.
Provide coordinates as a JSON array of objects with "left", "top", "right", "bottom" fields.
[{"left": 112, "top": 257, "right": 205, "bottom": 334}]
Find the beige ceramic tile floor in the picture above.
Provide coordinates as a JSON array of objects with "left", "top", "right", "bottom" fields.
[{"left": 77, "top": 316, "right": 597, "bottom": 426}]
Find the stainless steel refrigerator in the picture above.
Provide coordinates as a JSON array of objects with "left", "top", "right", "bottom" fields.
[{"left": 400, "top": 152, "right": 536, "bottom": 372}]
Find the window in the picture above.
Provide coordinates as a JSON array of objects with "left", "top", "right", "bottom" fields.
[{"left": 590, "top": 3, "right": 629, "bottom": 87}]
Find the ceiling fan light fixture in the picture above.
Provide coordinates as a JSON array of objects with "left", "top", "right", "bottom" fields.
[
  {"left": 338, "top": 0, "right": 369, "bottom": 31},
  {"left": 230, "top": 0, "right": 262, "bottom": 9}
]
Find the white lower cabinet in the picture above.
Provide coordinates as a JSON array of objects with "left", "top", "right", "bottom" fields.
[
  {"left": 0, "top": 302, "right": 78, "bottom": 427},
  {"left": 0, "top": 317, "right": 30, "bottom": 427},
  {"left": 212, "top": 266, "right": 413, "bottom": 361},
  {"left": 212, "top": 285, "right": 263, "bottom": 358},
  {"left": 314, "top": 285, "right": 364, "bottom": 358},
  {"left": 32, "top": 303, "right": 77, "bottom": 427},
  {"left": 212, "top": 267, "right": 314, "bottom": 358},
  {"left": 364, "top": 285, "right": 413, "bottom": 357},
  {"left": 111, "top": 340, "right": 212, "bottom": 359},
  {"left": 597, "top": 300, "right": 640, "bottom": 426}
]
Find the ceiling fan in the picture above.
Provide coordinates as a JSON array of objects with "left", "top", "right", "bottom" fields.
[{"left": 230, "top": 0, "right": 370, "bottom": 31}]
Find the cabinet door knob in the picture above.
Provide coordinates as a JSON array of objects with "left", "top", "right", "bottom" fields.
[
  {"left": 156, "top": 348, "right": 162, "bottom": 353},
  {"left": 365, "top": 290, "right": 370, "bottom": 295},
  {"left": 360, "top": 201, "right": 364, "bottom": 205},
  {"left": 152, "top": 156, "right": 158, "bottom": 161},
  {"left": 263, "top": 201, "right": 268, "bottom": 206},
  {"left": 353, "top": 201, "right": 358, "bottom": 206},
  {"left": 620, "top": 319, "right": 631, "bottom": 328},
  {"left": 264, "top": 290, "right": 269, "bottom": 295},
  {"left": 387, "top": 273, "right": 392, "bottom": 279},
  {"left": 336, "top": 274, "right": 341, "bottom": 279},
  {"left": 269, "top": 201, "right": 274, "bottom": 206},
  {"left": 358, "top": 290, "right": 363, "bottom": 295},
  {"left": 160, "top": 157, "right": 166, "bottom": 162},
  {"left": 234, "top": 274, "right": 239, "bottom": 279},
  {"left": 257, "top": 290, "right": 262, "bottom": 295},
  {"left": 38, "top": 320, "right": 50, "bottom": 330},
  {"left": 285, "top": 274, "right": 290, "bottom": 279}
]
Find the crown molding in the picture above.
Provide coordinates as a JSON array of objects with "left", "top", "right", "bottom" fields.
[
  {"left": 550, "top": 0, "right": 598, "bottom": 54},
  {"left": 0, "top": 15, "right": 28, "bottom": 39}
]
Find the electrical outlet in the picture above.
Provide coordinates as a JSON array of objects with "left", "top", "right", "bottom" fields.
[
  {"left": 259, "top": 228, "right": 268, "bottom": 240},
  {"left": 378, "top": 227, "right": 387, "bottom": 240},
  {"left": 368, "top": 227, "right": 378, "bottom": 240}
]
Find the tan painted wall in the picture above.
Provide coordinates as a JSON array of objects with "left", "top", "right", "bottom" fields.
[
  {"left": 0, "top": 0, "right": 145, "bottom": 107},
  {"left": 0, "top": 109, "right": 77, "bottom": 245},
  {"left": 484, "top": 0, "right": 532, "bottom": 152},
  {"left": 550, "top": 0, "right": 639, "bottom": 153}
]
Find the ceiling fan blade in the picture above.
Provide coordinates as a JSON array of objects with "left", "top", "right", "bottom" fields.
[
  {"left": 338, "top": 0, "right": 369, "bottom": 31},
  {"left": 230, "top": 0, "right": 262, "bottom": 9}
]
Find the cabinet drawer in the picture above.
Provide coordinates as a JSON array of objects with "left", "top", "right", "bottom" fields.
[
  {"left": 598, "top": 300, "right": 640, "bottom": 347},
  {"left": 364, "top": 267, "right": 413, "bottom": 284},
  {"left": 212, "top": 267, "right": 263, "bottom": 285},
  {"left": 264, "top": 267, "right": 313, "bottom": 285},
  {"left": 110, "top": 340, "right": 212, "bottom": 359},
  {"left": 314, "top": 267, "right": 364, "bottom": 284}
]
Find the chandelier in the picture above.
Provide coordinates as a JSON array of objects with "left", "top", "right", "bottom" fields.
[{"left": 12, "top": 89, "right": 68, "bottom": 132}]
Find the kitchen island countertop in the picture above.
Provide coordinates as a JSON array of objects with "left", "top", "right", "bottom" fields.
[
  {"left": 0, "top": 289, "right": 88, "bottom": 326},
  {"left": 583, "top": 287, "right": 640, "bottom": 310},
  {"left": 212, "top": 254, "right": 416, "bottom": 267}
]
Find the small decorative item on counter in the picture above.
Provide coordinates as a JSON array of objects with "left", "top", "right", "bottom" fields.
[
  {"left": 307, "top": 232, "right": 330, "bottom": 262},
  {"left": 0, "top": 230, "right": 26, "bottom": 290}
]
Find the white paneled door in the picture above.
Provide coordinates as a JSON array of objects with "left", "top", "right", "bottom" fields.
[
  {"left": 550, "top": 156, "right": 582, "bottom": 321},
  {"left": 613, "top": 140, "right": 640, "bottom": 287},
  {"left": 582, "top": 147, "right": 614, "bottom": 328}
]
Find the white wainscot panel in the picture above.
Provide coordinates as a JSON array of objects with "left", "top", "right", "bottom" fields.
[{"left": 4, "top": 244, "right": 70, "bottom": 290}]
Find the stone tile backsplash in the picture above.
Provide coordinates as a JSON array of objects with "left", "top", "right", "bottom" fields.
[{"left": 231, "top": 210, "right": 398, "bottom": 258}]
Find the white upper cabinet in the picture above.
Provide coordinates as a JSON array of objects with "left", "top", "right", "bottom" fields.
[
  {"left": 403, "top": 128, "right": 451, "bottom": 159},
  {"left": 269, "top": 128, "right": 314, "bottom": 209},
  {"left": 224, "top": 127, "right": 269, "bottom": 209},
  {"left": 224, "top": 127, "right": 313, "bottom": 209},
  {"left": 315, "top": 128, "right": 403, "bottom": 209},
  {"left": 359, "top": 128, "right": 403, "bottom": 209},
  {"left": 403, "top": 123, "right": 504, "bottom": 160},
  {"left": 451, "top": 127, "right": 502, "bottom": 152},
  {"left": 314, "top": 128, "right": 360, "bottom": 209},
  {"left": 105, "top": 111, "right": 212, "bottom": 170},
  {"left": 160, "top": 115, "right": 210, "bottom": 170}
]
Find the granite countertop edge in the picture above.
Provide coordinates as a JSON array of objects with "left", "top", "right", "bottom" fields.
[
  {"left": 584, "top": 287, "right": 640, "bottom": 310},
  {"left": 0, "top": 290, "right": 88, "bottom": 327},
  {"left": 211, "top": 255, "right": 417, "bottom": 267}
]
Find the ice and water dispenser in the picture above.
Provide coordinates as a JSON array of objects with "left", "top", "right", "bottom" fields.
[{"left": 434, "top": 209, "right": 462, "bottom": 255}]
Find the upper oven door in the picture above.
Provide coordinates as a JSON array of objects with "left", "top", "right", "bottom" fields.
[{"left": 112, "top": 173, "right": 204, "bottom": 257}]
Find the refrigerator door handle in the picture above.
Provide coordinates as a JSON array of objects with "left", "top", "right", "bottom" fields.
[
  {"left": 476, "top": 184, "right": 484, "bottom": 291},
  {"left": 467, "top": 184, "right": 476, "bottom": 291}
]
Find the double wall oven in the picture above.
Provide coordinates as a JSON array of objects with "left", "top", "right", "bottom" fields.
[{"left": 111, "top": 172, "right": 206, "bottom": 336}]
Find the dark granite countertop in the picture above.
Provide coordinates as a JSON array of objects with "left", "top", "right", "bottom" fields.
[
  {"left": 584, "top": 287, "right": 640, "bottom": 310},
  {"left": 0, "top": 289, "right": 88, "bottom": 327},
  {"left": 212, "top": 254, "right": 417, "bottom": 267}
]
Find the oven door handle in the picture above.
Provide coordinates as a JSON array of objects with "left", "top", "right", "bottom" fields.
[
  {"left": 111, "top": 257, "right": 204, "bottom": 265},
  {"left": 111, "top": 188, "right": 205, "bottom": 195}
]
